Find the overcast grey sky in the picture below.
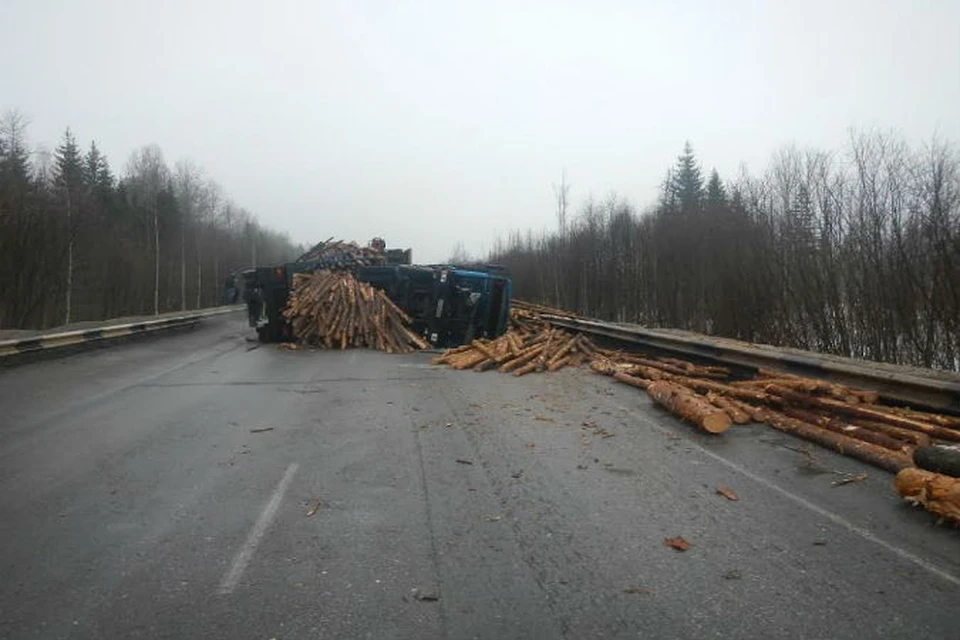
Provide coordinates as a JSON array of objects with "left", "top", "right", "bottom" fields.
[{"left": 3, "top": 0, "right": 958, "bottom": 262}]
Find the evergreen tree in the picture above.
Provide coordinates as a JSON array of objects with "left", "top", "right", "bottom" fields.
[
  {"left": 55, "top": 129, "right": 84, "bottom": 189},
  {"left": 706, "top": 169, "right": 726, "bottom": 207},
  {"left": 54, "top": 128, "right": 84, "bottom": 323},
  {"left": 84, "top": 141, "right": 114, "bottom": 192},
  {"left": 671, "top": 141, "right": 703, "bottom": 210}
]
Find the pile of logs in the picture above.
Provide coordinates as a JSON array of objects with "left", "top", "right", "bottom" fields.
[
  {"left": 595, "top": 356, "right": 960, "bottom": 467},
  {"left": 435, "top": 303, "right": 960, "bottom": 523},
  {"left": 432, "top": 326, "right": 600, "bottom": 374},
  {"left": 511, "top": 299, "right": 574, "bottom": 318},
  {"left": 509, "top": 307, "right": 549, "bottom": 334},
  {"left": 592, "top": 350, "right": 960, "bottom": 523},
  {"left": 296, "top": 238, "right": 386, "bottom": 268},
  {"left": 283, "top": 271, "right": 429, "bottom": 353}
]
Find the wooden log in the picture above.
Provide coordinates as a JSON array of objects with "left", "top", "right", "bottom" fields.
[
  {"left": 876, "top": 406, "right": 960, "bottom": 431},
  {"left": 657, "top": 357, "right": 730, "bottom": 376},
  {"left": 728, "top": 399, "right": 769, "bottom": 423},
  {"left": 731, "top": 378, "right": 793, "bottom": 387},
  {"left": 618, "top": 355, "right": 727, "bottom": 379},
  {"left": 441, "top": 344, "right": 474, "bottom": 357},
  {"left": 534, "top": 329, "right": 557, "bottom": 372},
  {"left": 762, "top": 409, "right": 913, "bottom": 473},
  {"left": 629, "top": 364, "right": 670, "bottom": 382},
  {"left": 913, "top": 446, "right": 960, "bottom": 478},
  {"left": 473, "top": 358, "right": 498, "bottom": 372},
  {"left": 513, "top": 360, "right": 541, "bottom": 376},
  {"left": 895, "top": 467, "right": 960, "bottom": 523},
  {"left": 673, "top": 376, "right": 770, "bottom": 403},
  {"left": 846, "top": 418, "right": 932, "bottom": 447},
  {"left": 578, "top": 336, "right": 600, "bottom": 357},
  {"left": 613, "top": 371, "right": 652, "bottom": 390},
  {"left": 589, "top": 357, "right": 618, "bottom": 376},
  {"left": 547, "top": 355, "right": 573, "bottom": 372},
  {"left": 547, "top": 334, "right": 579, "bottom": 367},
  {"left": 646, "top": 381, "right": 731, "bottom": 434},
  {"left": 567, "top": 352, "right": 587, "bottom": 367},
  {"left": 507, "top": 332, "right": 524, "bottom": 355},
  {"left": 450, "top": 351, "right": 488, "bottom": 370},
  {"left": 499, "top": 344, "right": 545, "bottom": 373},
  {"left": 782, "top": 407, "right": 911, "bottom": 452},
  {"left": 470, "top": 340, "right": 501, "bottom": 363},
  {"left": 755, "top": 368, "right": 878, "bottom": 404},
  {"left": 706, "top": 392, "right": 751, "bottom": 424},
  {"left": 764, "top": 386, "right": 960, "bottom": 442}
]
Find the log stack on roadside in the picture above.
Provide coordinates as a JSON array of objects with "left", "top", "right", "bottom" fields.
[
  {"left": 432, "top": 325, "right": 601, "bottom": 375},
  {"left": 434, "top": 301, "right": 960, "bottom": 523},
  {"left": 283, "top": 270, "right": 429, "bottom": 353},
  {"left": 595, "top": 355, "right": 959, "bottom": 473}
]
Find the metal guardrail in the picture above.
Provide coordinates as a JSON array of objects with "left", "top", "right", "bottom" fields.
[
  {"left": 544, "top": 314, "right": 960, "bottom": 414},
  {"left": 0, "top": 306, "right": 244, "bottom": 359}
]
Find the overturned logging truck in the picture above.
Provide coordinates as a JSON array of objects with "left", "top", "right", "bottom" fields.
[{"left": 242, "top": 239, "right": 512, "bottom": 348}]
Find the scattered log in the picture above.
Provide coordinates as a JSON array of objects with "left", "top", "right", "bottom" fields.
[
  {"left": 473, "top": 358, "right": 499, "bottom": 372},
  {"left": 782, "top": 407, "right": 911, "bottom": 452},
  {"left": 673, "top": 376, "right": 770, "bottom": 403},
  {"left": 437, "top": 303, "right": 955, "bottom": 493},
  {"left": 764, "top": 386, "right": 960, "bottom": 442},
  {"left": 513, "top": 360, "right": 541, "bottom": 377},
  {"left": 534, "top": 329, "right": 557, "bottom": 372},
  {"left": 613, "top": 371, "right": 652, "bottom": 390},
  {"left": 618, "top": 354, "right": 727, "bottom": 379},
  {"left": 913, "top": 446, "right": 960, "bottom": 478},
  {"left": 754, "top": 368, "right": 879, "bottom": 403},
  {"left": 846, "top": 418, "right": 932, "bottom": 447},
  {"left": 729, "top": 399, "right": 769, "bottom": 423},
  {"left": 875, "top": 406, "right": 960, "bottom": 431},
  {"left": 577, "top": 335, "right": 600, "bottom": 357},
  {"left": 589, "top": 357, "right": 618, "bottom": 376},
  {"left": 470, "top": 340, "right": 501, "bottom": 364},
  {"left": 547, "top": 355, "right": 573, "bottom": 372},
  {"left": 547, "top": 334, "right": 580, "bottom": 368},
  {"left": 895, "top": 468, "right": 960, "bottom": 523},
  {"left": 499, "top": 344, "right": 545, "bottom": 373},
  {"left": 706, "top": 392, "right": 752, "bottom": 425},
  {"left": 646, "top": 381, "right": 731, "bottom": 434},
  {"left": 450, "top": 351, "right": 488, "bottom": 370},
  {"left": 763, "top": 409, "right": 913, "bottom": 473},
  {"left": 657, "top": 357, "right": 730, "bottom": 376}
]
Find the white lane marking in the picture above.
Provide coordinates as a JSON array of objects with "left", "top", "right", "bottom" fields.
[
  {"left": 217, "top": 462, "right": 299, "bottom": 594},
  {"left": 618, "top": 402, "right": 960, "bottom": 588}
]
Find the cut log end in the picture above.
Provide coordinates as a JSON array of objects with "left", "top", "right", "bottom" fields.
[
  {"left": 701, "top": 412, "right": 733, "bottom": 434},
  {"left": 895, "top": 467, "right": 960, "bottom": 523},
  {"left": 646, "top": 380, "right": 732, "bottom": 435}
]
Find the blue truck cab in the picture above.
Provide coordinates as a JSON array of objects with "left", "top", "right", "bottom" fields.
[{"left": 429, "top": 267, "right": 512, "bottom": 346}]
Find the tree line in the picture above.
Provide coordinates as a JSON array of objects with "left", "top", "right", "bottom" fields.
[
  {"left": 489, "top": 133, "right": 960, "bottom": 371},
  {"left": 0, "top": 110, "right": 301, "bottom": 329}
]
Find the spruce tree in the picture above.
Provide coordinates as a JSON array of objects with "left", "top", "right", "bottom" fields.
[{"left": 54, "top": 128, "right": 85, "bottom": 324}]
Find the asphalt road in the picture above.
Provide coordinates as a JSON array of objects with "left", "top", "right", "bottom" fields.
[{"left": 1, "top": 313, "right": 958, "bottom": 639}]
